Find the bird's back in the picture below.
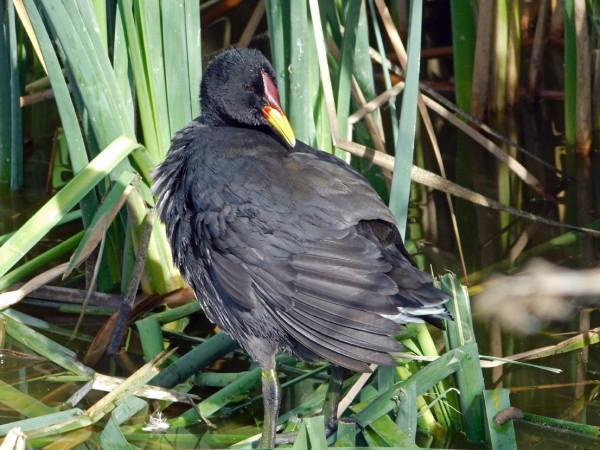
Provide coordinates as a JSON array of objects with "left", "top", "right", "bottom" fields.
[{"left": 153, "top": 123, "right": 449, "bottom": 372}]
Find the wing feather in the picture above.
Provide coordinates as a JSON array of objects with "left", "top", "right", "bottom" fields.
[
  {"left": 273, "top": 310, "right": 397, "bottom": 371},
  {"left": 153, "top": 128, "right": 449, "bottom": 370}
]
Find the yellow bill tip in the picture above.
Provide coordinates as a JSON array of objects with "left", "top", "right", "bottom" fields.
[{"left": 263, "top": 106, "right": 296, "bottom": 147}]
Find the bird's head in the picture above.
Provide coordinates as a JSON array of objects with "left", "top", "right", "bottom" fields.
[{"left": 200, "top": 48, "right": 296, "bottom": 147}]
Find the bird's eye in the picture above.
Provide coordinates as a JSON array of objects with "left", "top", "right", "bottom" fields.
[{"left": 242, "top": 82, "right": 252, "bottom": 92}]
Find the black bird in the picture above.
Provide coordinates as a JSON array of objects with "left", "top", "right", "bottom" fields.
[{"left": 152, "top": 48, "right": 449, "bottom": 448}]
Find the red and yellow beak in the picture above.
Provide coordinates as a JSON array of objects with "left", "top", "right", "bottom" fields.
[{"left": 261, "top": 70, "right": 296, "bottom": 147}]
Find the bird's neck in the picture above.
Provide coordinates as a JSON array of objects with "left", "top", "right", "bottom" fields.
[{"left": 198, "top": 113, "right": 229, "bottom": 127}]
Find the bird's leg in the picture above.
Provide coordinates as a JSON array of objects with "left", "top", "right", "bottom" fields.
[
  {"left": 260, "top": 368, "right": 282, "bottom": 449},
  {"left": 323, "top": 365, "right": 346, "bottom": 435}
]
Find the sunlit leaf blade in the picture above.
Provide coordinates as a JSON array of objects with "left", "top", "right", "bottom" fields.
[
  {"left": 333, "top": 420, "right": 356, "bottom": 447},
  {"left": 35, "top": 0, "right": 134, "bottom": 148},
  {"left": 292, "top": 420, "right": 309, "bottom": 450},
  {"left": 162, "top": 2, "right": 193, "bottom": 136},
  {"left": 265, "top": 0, "right": 289, "bottom": 108},
  {"left": 288, "top": 0, "right": 313, "bottom": 143},
  {"left": 369, "top": 414, "right": 413, "bottom": 447},
  {"left": 0, "top": 263, "right": 68, "bottom": 309},
  {"left": 2, "top": 308, "right": 93, "bottom": 376},
  {"left": 97, "top": 418, "right": 130, "bottom": 449},
  {"left": 0, "top": 136, "right": 140, "bottom": 279},
  {"left": 86, "top": 350, "right": 173, "bottom": 422},
  {"left": 135, "top": 316, "right": 164, "bottom": 360},
  {"left": 0, "top": 232, "right": 83, "bottom": 292},
  {"left": 521, "top": 412, "right": 600, "bottom": 438},
  {"left": 335, "top": 0, "right": 361, "bottom": 143},
  {"left": 134, "top": 0, "right": 170, "bottom": 160},
  {"left": 65, "top": 172, "right": 135, "bottom": 277},
  {"left": 118, "top": 0, "right": 159, "bottom": 158},
  {"left": 33, "top": 428, "right": 92, "bottom": 450},
  {"left": 441, "top": 274, "right": 486, "bottom": 441},
  {"left": 483, "top": 389, "right": 517, "bottom": 448},
  {"left": 304, "top": 415, "right": 327, "bottom": 449},
  {"left": 388, "top": 0, "right": 423, "bottom": 237},
  {"left": 0, "top": 408, "right": 87, "bottom": 437}
]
